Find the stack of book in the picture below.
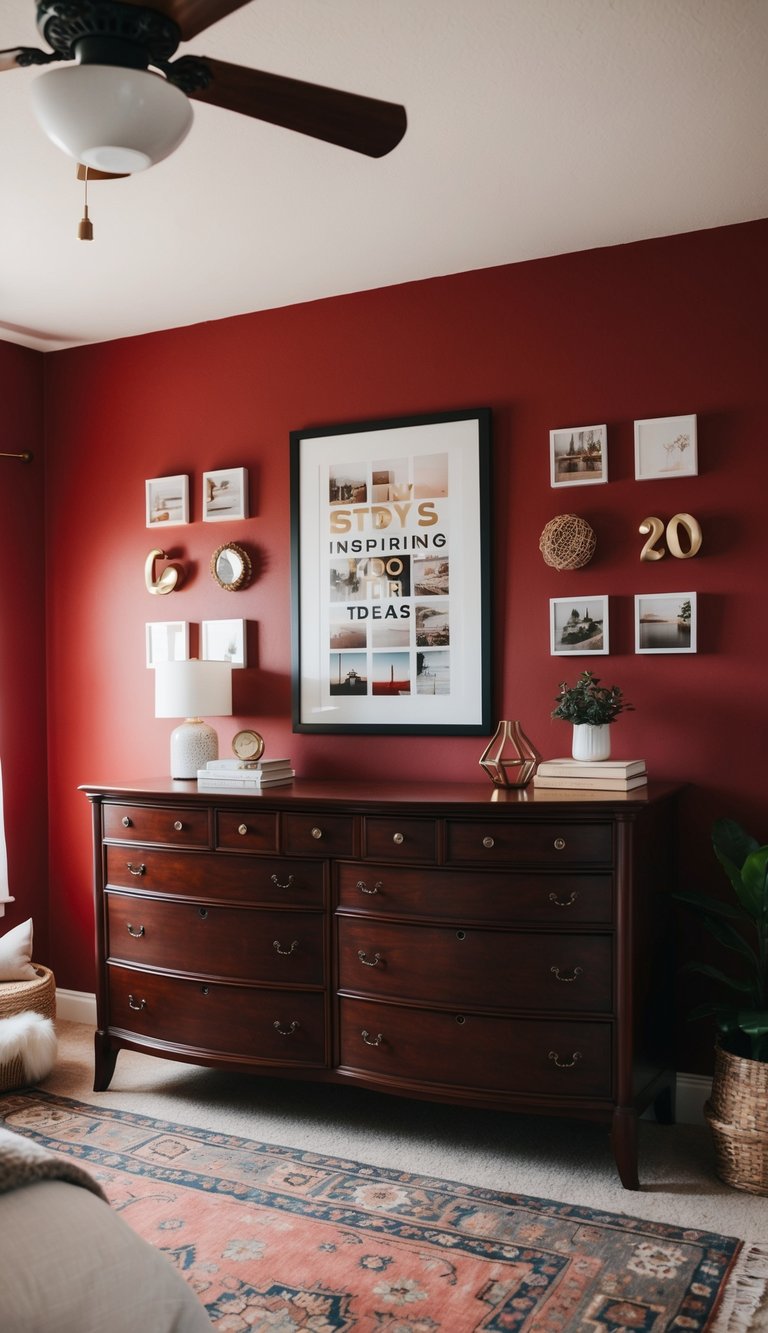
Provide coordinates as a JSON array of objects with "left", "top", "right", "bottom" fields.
[
  {"left": 197, "top": 758, "right": 295, "bottom": 792},
  {"left": 533, "top": 758, "right": 647, "bottom": 791}
]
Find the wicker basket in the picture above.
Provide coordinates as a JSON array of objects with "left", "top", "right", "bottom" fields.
[
  {"left": 704, "top": 1043, "right": 768, "bottom": 1196},
  {"left": 0, "top": 965, "right": 56, "bottom": 1094}
]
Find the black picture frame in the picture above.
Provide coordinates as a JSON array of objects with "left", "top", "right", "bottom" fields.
[{"left": 290, "top": 408, "right": 492, "bottom": 734}]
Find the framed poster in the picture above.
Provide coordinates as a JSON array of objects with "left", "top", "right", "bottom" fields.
[{"left": 290, "top": 409, "right": 492, "bottom": 734}]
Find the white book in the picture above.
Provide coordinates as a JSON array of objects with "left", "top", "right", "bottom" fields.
[
  {"left": 536, "top": 758, "right": 646, "bottom": 779},
  {"left": 197, "top": 776, "right": 294, "bottom": 792},
  {"left": 204, "top": 758, "right": 292, "bottom": 771},
  {"left": 533, "top": 774, "right": 648, "bottom": 791},
  {"left": 197, "top": 768, "right": 294, "bottom": 785}
]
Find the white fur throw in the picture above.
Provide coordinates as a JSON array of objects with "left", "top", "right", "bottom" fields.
[{"left": 0, "top": 1013, "right": 58, "bottom": 1083}]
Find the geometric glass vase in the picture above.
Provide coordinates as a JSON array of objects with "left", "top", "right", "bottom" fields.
[{"left": 479, "top": 720, "right": 541, "bottom": 788}]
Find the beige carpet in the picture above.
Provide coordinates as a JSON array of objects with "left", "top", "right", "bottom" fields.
[{"left": 40, "top": 1021, "right": 768, "bottom": 1252}]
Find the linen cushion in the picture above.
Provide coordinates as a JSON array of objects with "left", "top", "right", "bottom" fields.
[{"left": 0, "top": 919, "right": 37, "bottom": 982}]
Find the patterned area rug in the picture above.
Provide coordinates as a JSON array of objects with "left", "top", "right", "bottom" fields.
[{"left": 0, "top": 1090, "right": 760, "bottom": 1331}]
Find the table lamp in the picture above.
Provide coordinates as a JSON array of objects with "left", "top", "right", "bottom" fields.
[{"left": 155, "top": 658, "right": 233, "bottom": 779}]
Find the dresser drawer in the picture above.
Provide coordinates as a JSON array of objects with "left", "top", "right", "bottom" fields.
[
  {"left": 215, "top": 808, "right": 278, "bottom": 853},
  {"left": 338, "top": 997, "right": 612, "bottom": 1099},
  {"left": 103, "top": 803, "right": 210, "bottom": 848},
  {"left": 107, "top": 894, "right": 325, "bottom": 985},
  {"left": 445, "top": 820, "right": 612, "bottom": 868},
  {"left": 337, "top": 919, "right": 612, "bottom": 1013},
  {"left": 105, "top": 847, "right": 325, "bottom": 907},
  {"left": 337, "top": 862, "right": 613, "bottom": 924},
  {"left": 362, "top": 817, "right": 437, "bottom": 864},
  {"left": 282, "top": 812, "right": 355, "bottom": 858},
  {"left": 107, "top": 964, "right": 327, "bottom": 1065}
]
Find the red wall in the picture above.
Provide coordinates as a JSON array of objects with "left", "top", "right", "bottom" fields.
[
  {"left": 42, "top": 219, "right": 767, "bottom": 1070},
  {"left": 0, "top": 343, "right": 47, "bottom": 952}
]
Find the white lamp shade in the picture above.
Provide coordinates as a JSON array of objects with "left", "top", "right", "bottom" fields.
[
  {"left": 155, "top": 659, "right": 232, "bottom": 721},
  {"left": 30, "top": 64, "right": 194, "bottom": 173}
]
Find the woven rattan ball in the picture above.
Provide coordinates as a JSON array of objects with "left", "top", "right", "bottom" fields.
[{"left": 539, "top": 513, "right": 596, "bottom": 570}]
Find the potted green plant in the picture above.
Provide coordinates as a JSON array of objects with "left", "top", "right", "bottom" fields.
[
  {"left": 675, "top": 817, "right": 768, "bottom": 1194},
  {"left": 551, "top": 669, "right": 632, "bottom": 761}
]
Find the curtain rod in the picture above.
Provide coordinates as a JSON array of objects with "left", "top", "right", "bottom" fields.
[{"left": 0, "top": 451, "right": 33, "bottom": 462}]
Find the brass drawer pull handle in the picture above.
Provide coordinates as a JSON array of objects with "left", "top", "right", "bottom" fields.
[
  {"left": 549, "top": 890, "right": 578, "bottom": 908},
  {"left": 361, "top": 1029, "right": 383, "bottom": 1047},
  {"left": 121, "top": 816, "right": 132, "bottom": 828},
  {"left": 127, "top": 995, "right": 146, "bottom": 1011},
  {"left": 357, "top": 879, "right": 382, "bottom": 895},
  {"left": 550, "top": 965, "right": 583, "bottom": 982},
  {"left": 482, "top": 836, "right": 495, "bottom": 849},
  {"left": 548, "top": 1050, "right": 582, "bottom": 1069},
  {"left": 311, "top": 827, "right": 323, "bottom": 840},
  {"left": 126, "top": 862, "right": 146, "bottom": 877},
  {"left": 238, "top": 824, "right": 248, "bottom": 836},
  {"left": 125, "top": 923, "right": 145, "bottom": 939},
  {"left": 273, "top": 1020, "right": 300, "bottom": 1036},
  {"left": 273, "top": 939, "right": 299, "bottom": 956},
  {"left": 271, "top": 873, "right": 295, "bottom": 889},
  {"left": 553, "top": 837, "right": 566, "bottom": 850},
  {"left": 199, "top": 908, "right": 208, "bottom": 920},
  {"left": 173, "top": 821, "right": 183, "bottom": 832},
  {"left": 358, "top": 950, "right": 382, "bottom": 968},
  {"left": 392, "top": 832, "right": 404, "bottom": 845}
]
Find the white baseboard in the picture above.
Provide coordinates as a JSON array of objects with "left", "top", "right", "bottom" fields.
[{"left": 54, "top": 988, "right": 713, "bottom": 1124}]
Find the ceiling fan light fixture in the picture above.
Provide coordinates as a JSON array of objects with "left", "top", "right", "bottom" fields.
[{"left": 30, "top": 64, "right": 193, "bottom": 173}]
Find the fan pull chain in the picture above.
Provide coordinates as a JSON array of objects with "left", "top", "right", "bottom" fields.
[{"left": 78, "top": 166, "right": 93, "bottom": 241}]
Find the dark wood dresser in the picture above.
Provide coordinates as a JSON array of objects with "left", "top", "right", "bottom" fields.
[{"left": 82, "top": 778, "right": 679, "bottom": 1189}]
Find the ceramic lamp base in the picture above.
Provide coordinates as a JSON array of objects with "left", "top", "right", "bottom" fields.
[{"left": 169, "top": 718, "right": 219, "bottom": 779}]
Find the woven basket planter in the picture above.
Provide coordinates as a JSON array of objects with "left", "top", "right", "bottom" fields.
[
  {"left": 704, "top": 1043, "right": 768, "bottom": 1196},
  {"left": 0, "top": 966, "right": 56, "bottom": 1093}
]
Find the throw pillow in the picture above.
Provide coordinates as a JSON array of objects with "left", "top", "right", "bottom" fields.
[{"left": 0, "top": 919, "right": 38, "bottom": 982}]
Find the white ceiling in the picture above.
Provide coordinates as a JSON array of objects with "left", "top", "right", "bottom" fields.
[{"left": 0, "top": 0, "right": 766, "bottom": 353}]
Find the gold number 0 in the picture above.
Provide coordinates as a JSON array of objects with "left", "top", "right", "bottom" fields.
[{"left": 639, "top": 513, "right": 702, "bottom": 561}]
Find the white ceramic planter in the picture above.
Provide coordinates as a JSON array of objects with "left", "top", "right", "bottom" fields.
[{"left": 572, "top": 723, "right": 611, "bottom": 761}]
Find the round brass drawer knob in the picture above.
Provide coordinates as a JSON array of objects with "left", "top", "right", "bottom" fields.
[
  {"left": 393, "top": 832, "right": 404, "bottom": 845},
  {"left": 238, "top": 824, "right": 248, "bottom": 836},
  {"left": 173, "top": 821, "right": 183, "bottom": 832},
  {"left": 311, "top": 827, "right": 323, "bottom": 840},
  {"left": 121, "top": 816, "right": 132, "bottom": 828},
  {"left": 482, "top": 835, "right": 495, "bottom": 849},
  {"left": 554, "top": 837, "right": 566, "bottom": 850}
]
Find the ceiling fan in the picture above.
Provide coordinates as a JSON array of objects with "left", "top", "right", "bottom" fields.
[{"left": 0, "top": 0, "right": 408, "bottom": 173}]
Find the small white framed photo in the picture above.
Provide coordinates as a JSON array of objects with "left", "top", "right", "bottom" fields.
[
  {"left": 201, "top": 618, "right": 247, "bottom": 667},
  {"left": 145, "top": 621, "right": 189, "bottom": 668},
  {"left": 145, "top": 475, "right": 189, "bottom": 527},
  {"left": 635, "top": 593, "right": 696, "bottom": 654},
  {"left": 202, "top": 467, "right": 248, "bottom": 521},
  {"left": 550, "top": 424, "right": 607, "bottom": 487},
  {"left": 550, "top": 596, "right": 609, "bottom": 655},
  {"left": 634, "top": 414, "right": 697, "bottom": 480}
]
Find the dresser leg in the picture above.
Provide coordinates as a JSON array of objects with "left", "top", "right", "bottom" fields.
[
  {"left": 611, "top": 1107, "right": 640, "bottom": 1190},
  {"left": 93, "top": 1031, "right": 118, "bottom": 1091}
]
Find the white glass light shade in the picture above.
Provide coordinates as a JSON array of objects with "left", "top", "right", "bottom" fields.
[
  {"left": 30, "top": 64, "right": 193, "bottom": 173},
  {"left": 155, "top": 659, "right": 232, "bottom": 779}
]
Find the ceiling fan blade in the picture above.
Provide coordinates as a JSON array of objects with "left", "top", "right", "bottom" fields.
[
  {"left": 118, "top": 0, "right": 254, "bottom": 41},
  {"left": 0, "top": 49, "right": 24, "bottom": 71},
  {"left": 182, "top": 58, "right": 407, "bottom": 158}
]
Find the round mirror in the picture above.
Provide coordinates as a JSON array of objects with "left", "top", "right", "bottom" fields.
[{"left": 210, "top": 542, "right": 252, "bottom": 591}]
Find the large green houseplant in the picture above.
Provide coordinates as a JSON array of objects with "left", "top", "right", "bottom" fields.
[
  {"left": 675, "top": 817, "right": 768, "bottom": 1194},
  {"left": 551, "top": 670, "right": 632, "bottom": 761}
]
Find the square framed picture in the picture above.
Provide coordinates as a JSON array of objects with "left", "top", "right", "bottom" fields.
[
  {"left": 201, "top": 618, "right": 247, "bottom": 667},
  {"left": 550, "top": 424, "right": 607, "bottom": 487},
  {"left": 145, "top": 621, "right": 189, "bottom": 667},
  {"left": 550, "top": 596, "right": 609, "bottom": 655},
  {"left": 634, "top": 414, "right": 698, "bottom": 479},
  {"left": 635, "top": 593, "right": 697, "bottom": 653},
  {"left": 202, "top": 467, "right": 248, "bottom": 521},
  {"left": 145, "top": 475, "right": 189, "bottom": 527}
]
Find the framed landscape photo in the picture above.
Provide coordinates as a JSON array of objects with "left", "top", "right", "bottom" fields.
[
  {"left": 145, "top": 475, "right": 189, "bottom": 527},
  {"left": 201, "top": 618, "right": 247, "bottom": 668},
  {"left": 634, "top": 414, "right": 698, "bottom": 480},
  {"left": 290, "top": 409, "right": 492, "bottom": 734},
  {"left": 635, "top": 592, "right": 697, "bottom": 653},
  {"left": 202, "top": 467, "right": 249, "bottom": 521},
  {"left": 550, "top": 424, "right": 607, "bottom": 487},
  {"left": 550, "top": 596, "right": 609, "bottom": 655},
  {"left": 145, "top": 621, "right": 189, "bottom": 667}
]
